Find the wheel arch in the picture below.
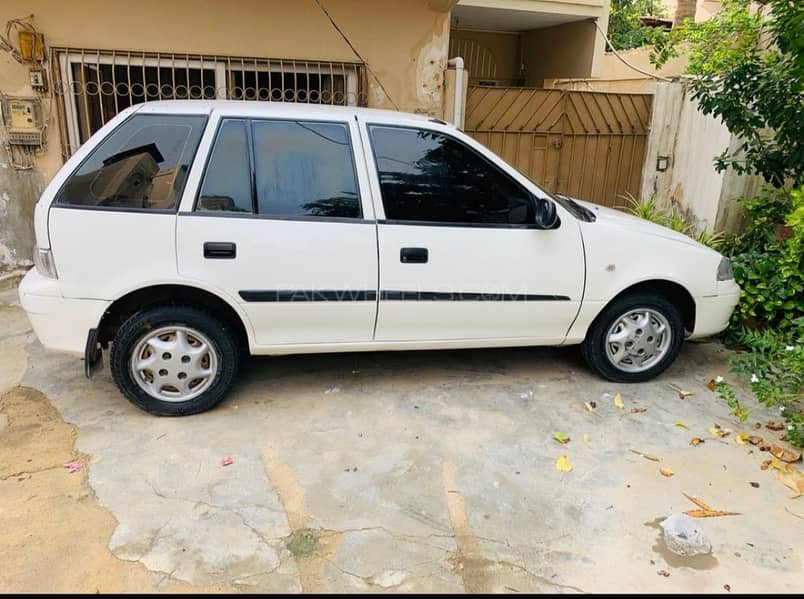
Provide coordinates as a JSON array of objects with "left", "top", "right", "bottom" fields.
[
  {"left": 598, "top": 279, "right": 696, "bottom": 334},
  {"left": 97, "top": 283, "right": 252, "bottom": 350}
]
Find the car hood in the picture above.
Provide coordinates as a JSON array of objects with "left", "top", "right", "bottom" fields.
[{"left": 571, "top": 199, "right": 711, "bottom": 250}]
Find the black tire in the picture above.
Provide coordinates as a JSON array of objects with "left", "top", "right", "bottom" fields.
[
  {"left": 580, "top": 291, "right": 685, "bottom": 383},
  {"left": 110, "top": 305, "right": 240, "bottom": 416}
]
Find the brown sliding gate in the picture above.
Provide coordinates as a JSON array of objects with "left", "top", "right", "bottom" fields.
[{"left": 464, "top": 86, "right": 652, "bottom": 208}]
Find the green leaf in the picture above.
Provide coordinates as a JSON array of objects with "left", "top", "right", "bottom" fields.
[{"left": 553, "top": 432, "right": 571, "bottom": 444}]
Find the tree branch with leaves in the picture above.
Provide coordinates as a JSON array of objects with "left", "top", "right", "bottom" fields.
[{"left": 651, "top": 0, "right": 804, "bottom": 187}]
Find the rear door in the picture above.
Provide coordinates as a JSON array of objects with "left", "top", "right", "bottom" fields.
[
  {"left": 177, "top": 111, "right": 378, "bottom": 347},
  {"left": 362, "top": 121, "right": 585, "bottom": 343}
]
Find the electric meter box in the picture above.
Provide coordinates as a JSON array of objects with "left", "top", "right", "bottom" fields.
[{"left": 2, "top": 97, "right": 44, "bottom": 146}]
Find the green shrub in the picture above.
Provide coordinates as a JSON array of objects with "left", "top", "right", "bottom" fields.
[
  {"left": 619, "top": 193, "right": 725, "bottom": 249},
  {"left": 725, "top": 187, "right": 804, "bottom": 332},
  {"left": 716, "top": 326, "right": 804, "bottom": 446},
  {"left": 717, "top": 186, "right": 804, "bottom": 446}
]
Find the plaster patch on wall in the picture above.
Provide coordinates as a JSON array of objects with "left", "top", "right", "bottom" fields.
[
  {"left": 415, "top": 30, "right": 448, "bottom": 116},
  {"left": 370, "top": 82, "right": 387, "bottom": 108},
  {"left": 0, "top": 153, "right": 42, "bottom": 267}
]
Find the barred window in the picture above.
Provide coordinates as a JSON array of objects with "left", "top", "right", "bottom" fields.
[{"left": 53, "top": 49, "right": 366, "bottom": 155}]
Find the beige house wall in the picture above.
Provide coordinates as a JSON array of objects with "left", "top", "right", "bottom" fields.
[
  {"left": 450, "top": 29, "right": 522, "bottom": 84},
  {"left": 547, "top": 46, "right": 688, "bottom": 92},
  {"left": 459, "top": 0, "right": 608, "bottom": 20},
  {"left": 455, "top": 0, "right": 610, "bottom": 85},
  {"left": 523, "top": 20, "right": 600, "bottom": 86},
  {"left": 0, "top": 0, "right": 453, "bottom": 265},
  {"left": 660, "top": 0, "right": 722, "bottom": 22},
  {"left": 641, "top": 81, "right": 759, "bottom": 233}
]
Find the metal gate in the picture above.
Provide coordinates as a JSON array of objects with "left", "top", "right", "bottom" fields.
[{"left": 464, "top": 87, "right": 652, "bottom": 208}]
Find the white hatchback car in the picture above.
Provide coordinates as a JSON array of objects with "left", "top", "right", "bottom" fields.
[{"left": 20, "top": 101, "right": 740, "bottom": 415}]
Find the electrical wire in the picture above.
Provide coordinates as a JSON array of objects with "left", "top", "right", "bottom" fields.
[
  {"left": 1, "top": 15, "right": 40, "bottom": 65},
  {"left": 313, "top": 0, "right": 400, "bottom": 110},
  {"left": 591, "top": 19, "right": 673, "bottom": 83}
]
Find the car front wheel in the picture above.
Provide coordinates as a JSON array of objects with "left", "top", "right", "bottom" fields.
[
  {"left": 581, "top": 291, "right": 685, "bottom": 382},
  {"left": 110, "top": 305, "right": 240, "bottom": 416}
]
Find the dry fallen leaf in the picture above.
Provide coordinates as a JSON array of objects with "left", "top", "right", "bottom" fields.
[
  {"left": 760, "top": 459, "right": 772, "bottom": 471},
  {"left": 709, "top": 425, "right": 730, "bottom": 438},
  {"left": 556, "top": 455, "right": 573, "bottom": 473},
  {"left": 668, "top": 383, "right": 694, "bottom": 400},
  {"left": 771, "top": 445, "right": 802, "bottom": 463},
  {"left": 630, "top": 407, "right": 647, "bottom": 414},
  {"left": 684, "top": 493, "right": 711, "bottom": 510},
  {"left": 660, "top": 466, "right": 675, "bottom": 477},
  {"left": 766, "top": 421, "right": 785, "bottom": 431},
  {"left": 747, "top": 435, "right": 765, "bottom": 446},
  {"left": 657, "top": 570, "right": 670, "bottom": 577},
  {"left": 706, "top": 378, "right": 717, "bottom": 391},
  {"left": 614, "top": 393, "right": 624, "bottom": 410},
  {"left": 674, "top": 420, "right": 690, "bottom": 430},
  {"left": 690, "top": 437, "right": 705, "bottom": 447},
  {"left": 553, "top": 432, "right": 571, "bottom": 444},
  {"left": 685, "top": 508, "right": 741, "bottom": 518},
  {"left": 776, "top": 462, "right": 804, "bottom": 499},
  {"left": 630, "top": 449, "right": 660, "bottom": 462},
  {"left": 736, "top": 432, "right": 751, "bottom": 446},
  {"left": 683, "top": 493, "right": 740, "bottom": 517}
]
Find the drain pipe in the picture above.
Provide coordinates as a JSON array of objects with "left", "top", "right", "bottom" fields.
[{"left": 447, "top": 57, "right": 465, "bottom": 129}]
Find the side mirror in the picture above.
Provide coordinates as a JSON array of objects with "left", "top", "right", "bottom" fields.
[{"left": 534, "top": 197, "right": 560, "bottom": 229}]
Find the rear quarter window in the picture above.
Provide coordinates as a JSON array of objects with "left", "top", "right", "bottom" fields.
[{"left": 57, "top": 114, "right": 207, "bottom": 211}]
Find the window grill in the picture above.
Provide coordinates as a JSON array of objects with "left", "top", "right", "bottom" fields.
[{"left": 50, "top": 48, "right": 368, "bottom": 156}]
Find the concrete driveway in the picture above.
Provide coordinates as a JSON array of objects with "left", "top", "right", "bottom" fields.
[{"left": 1, "top": 287, "right": 801, "bottom": 593}]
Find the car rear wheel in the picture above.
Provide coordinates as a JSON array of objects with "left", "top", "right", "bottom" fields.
[
  {"left": 110, "top": 305, "right": 239, "bottom": 416},
  {"left": 580, "top": 291, "right": 685, "bottom": 382}
]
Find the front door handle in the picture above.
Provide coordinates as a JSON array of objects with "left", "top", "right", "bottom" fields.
[
  {"left": 204, "top": 242, "right": 236, "bottom": 259},
  {"left": 400, "top": 247, "right": 428, "bottom": 264}
]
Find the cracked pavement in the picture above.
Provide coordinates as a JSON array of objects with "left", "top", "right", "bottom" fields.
[{"left": 1, "top": 288, "right": 801, "bottom": 593}]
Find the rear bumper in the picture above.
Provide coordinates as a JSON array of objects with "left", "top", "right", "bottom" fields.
[
  {"left": 690, "top": 280, "right": 741, "bottom": 339},
  {"left": 18, "top": 270, "right": 109, "bottom": 356}
]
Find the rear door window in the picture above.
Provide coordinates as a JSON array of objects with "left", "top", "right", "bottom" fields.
[
  {"left": 197, "top": 119, "right": 253, "bottom": 213},
  {"left": 252, "top": 120, "right": 360, "bottom": 219},
  {"left": 57, "top": 114, "right": 207, "bottom": 211}
]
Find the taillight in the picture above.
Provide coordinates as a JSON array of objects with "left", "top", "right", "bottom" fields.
[{"left": 33, "top": 245, "right": 58, "bottom": 279}]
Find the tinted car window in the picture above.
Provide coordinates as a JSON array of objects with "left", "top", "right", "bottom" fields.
[
  {"left": 57, "top": 114, "right": 206, "bottom": 210},
  {"left": 252, "top": 120, "right": 360, "bottom": 218},
  {"left": 197, "top": 119, "right": 253, "bottom": 212},
  {"left": 369, "top": 125, "right": 534, "bottom": 225}
]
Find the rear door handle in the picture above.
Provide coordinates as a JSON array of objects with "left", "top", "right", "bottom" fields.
[
  {"left": 400, "top": 247, "right": 428, "bottom": 263},
  {"left": 204, "top": 242, "right": 236, "bottom": 259}
]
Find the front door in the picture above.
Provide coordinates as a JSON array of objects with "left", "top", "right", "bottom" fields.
[
  {"left": 178, "top": 115, "right": 378, "bottom": 347},
  {"left": 363, "top": 123, "right": 584, "bottom": 343}
]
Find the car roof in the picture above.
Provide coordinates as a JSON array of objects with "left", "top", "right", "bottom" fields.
[{"left": 134, "top": 100, "right": 447, "bottom": 127}]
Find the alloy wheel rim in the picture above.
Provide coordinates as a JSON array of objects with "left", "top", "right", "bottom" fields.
[
  {"left": 605, "top": 308, "right": 672, "bottom": 373},
  {"left": 130, "top": 325, "right": 218, "bottom": 402}
]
